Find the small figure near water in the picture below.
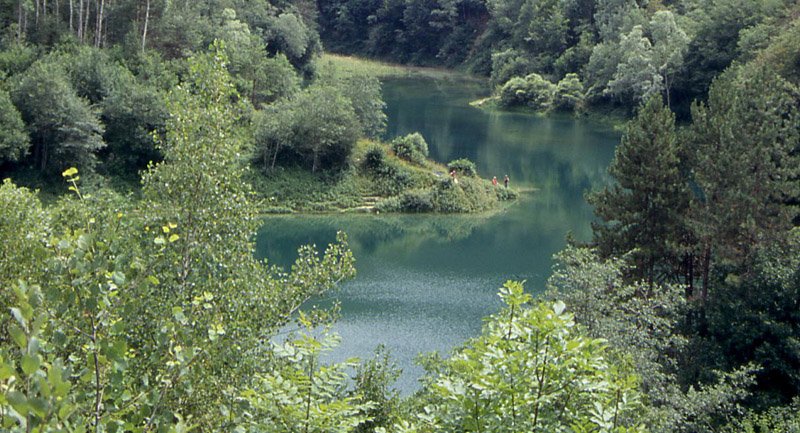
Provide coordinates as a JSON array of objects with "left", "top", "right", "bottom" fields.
[
  {"left": 492, "top": 176, "right": 498, "bottom": 186},
  {"left": 450, "top": 170, "right": 458, "bottom": 184},
  {"left": 504, "top": 174, "right": 509, "bottom": 188}
]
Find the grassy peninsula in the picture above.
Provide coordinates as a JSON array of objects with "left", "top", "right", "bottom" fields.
[{"left": 249, "top": 136, "right": 517, "bottom": 214}]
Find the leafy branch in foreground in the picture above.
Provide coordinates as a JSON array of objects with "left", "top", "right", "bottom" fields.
[{"left": 401, "top": 281, "right": 648, "bottom": 433}]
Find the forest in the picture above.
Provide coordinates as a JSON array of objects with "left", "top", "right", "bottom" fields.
[{"left": 1, "top": 0, "right": 800, "bottom": 432}]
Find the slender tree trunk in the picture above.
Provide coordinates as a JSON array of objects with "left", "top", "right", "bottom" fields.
[
  {"left": 83, "top": 0, "right": 90, "bottom": 43},
  {"left": 271, "top": 146, "right": 279, "bottom": 170},
  {"left": 69, "top": 0, "right": 74, "bottom": 34},
  {"left": 95, "top": 0, "right": 105, "bottom": 47},
  {"left": 684, "top": 253, "right": 694, "bottom": 299},
  {"left": 17, "top": 1, "right": 24, "bottom": 43},
  {"left": 34, "top": 0, "right": 39, "bottom": 26},
  {"left": 701, "top": 244, "right": 711, "bottom": 301},
  {"left": 141, "top": 0, "right": 150, "bottom": 52},
  {"left": 312, "top": 150, "right": 319, "bottom": 172},
  {"left": 77, "top": 0, "right": 83, "bottom": 41},
  {"left": 40, "top": 143, "right": 47, "bottom": 173}
]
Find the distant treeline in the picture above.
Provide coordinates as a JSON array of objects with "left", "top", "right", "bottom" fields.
[{"left": 317, "top": 0, "right": 800, "bottom": 115}]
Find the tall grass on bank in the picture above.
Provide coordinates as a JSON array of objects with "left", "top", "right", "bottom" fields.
[{"left": 320, "top": 54, "right": 483, "bottom": 81}]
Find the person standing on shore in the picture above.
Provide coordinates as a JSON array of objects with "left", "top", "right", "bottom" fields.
[{"left": 504, "top": 174, "right": 509, "bottom": 188}]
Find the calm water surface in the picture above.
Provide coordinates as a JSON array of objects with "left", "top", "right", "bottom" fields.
[{"left": 255, "top": 77, "right": 620, "bottom": 392}]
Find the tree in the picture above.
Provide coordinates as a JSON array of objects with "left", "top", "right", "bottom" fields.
[
  {"left": 547, "top": 246, "right": 759, "bottom": 433},
  {"left": 498, "top": 73, "right": 555, "bottom": 110},
  {"left": 517, "top": 0, "right": 568, "bottom": 73},
  {"left": 649, "top": 11, "right": 689, "bottom": 107},
  {"left": 605, "top": 25, "right": 662, "bottom": 102},
  {"left": 688, "top": 63, "right": 800, "bottom": 298},
  {"left": 321, "top": 71, "right": 387, "bottom": 140},
  {"left": 240, "top": 328, "right": 373, "bottom": 432},
  {"left": 10, "top": 58, "right": 105, "bottom": 174},
  {"left": 291, "top": 85, "right": 361, "bottom": 172},
  {"left": 137, "top": 44, "right": 355, "bottom": 428},
  {"left": 252, "top": 100, "right": 295, "bottom": 172},
  {"left": 218, "top": 7, "right": 300, "bottom": 107},
  {"left": 699, "top": 234, "right": 800, "bottom": 408},
  {"left": 0, "top": 179, "right": 47, "bottom": 335},
  {"left": 100, "top": 77, "right": 167, "bottom": 180},
  {"left": 593, "top": 0, "right": 643, "bottom": 43},
  {"left": 588, "top": 96, "right": 691, "bottom": 286},
  {"left": 0, "top": 88, "right": 29, "bottom": 164}
]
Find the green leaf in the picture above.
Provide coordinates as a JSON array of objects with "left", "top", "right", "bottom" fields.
[
  {"left": 7, "top": 391, "right": 28, "bottom": 415},
  {"left": 59, "top": 403, "right": 74, "bottom": 419},
  {"left": 567, "top": 340, "right": 581, "bottom": 351},
  {"left": 8, "top": 324, "right": 26, "bottom": 349},
  {"left": 21, "top": 354, "right": 41, "bottom": 375},
  {"left": 169, "top": 234, "right": 180, "bottom": 243},
  {"left": 28, "top": 397, "right": 47, "bottom": 417},
  {"left": 10, "top": 307, "right": 27, "bottom": 327},
  {"left": 172, "top": 307, "right": 188, "bottom": 325},
  {"left": 112, "top": 271, "right": 126, "bottom": 286},
  {"left": 154, "top": 236, "right": 166, "bottom": 245},
  {"left": 62, "top": 167, "right": 78, "bottom": 177}
]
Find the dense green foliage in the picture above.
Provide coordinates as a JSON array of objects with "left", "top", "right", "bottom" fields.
[
  {"left": 405, "top": 281, "right": 648, "bottom": 433},
  {"left": 0, "top": 48, "right": 358, "bottom": 432},
  {"left": 583, "top": 43, "right": 800, "bottom": 429},
  {"left": 3, "top": 0, "right": 800, "bottom": 430},
  {"left": 316, "top": 0, "right": 798, "bottom": 116}
]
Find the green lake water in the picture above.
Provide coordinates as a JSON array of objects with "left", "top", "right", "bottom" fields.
[{"left": 255, "top": 77, "right": 620, "bottom": 392}]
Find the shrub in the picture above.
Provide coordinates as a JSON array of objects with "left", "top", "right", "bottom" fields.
[
  {"left": 553, "top": 73, "right": 585, "bottom": 111},
  {"left": 391, "top": 132, "right": 429, "bottom": 165},
  {"left": 447, "top": 158, "right": 477, "bottom": 177},
  {"left": 523, "top": 73, "right": 556, "bottom": 110},
  {"left": 399, "top": 189, "right": 434, "bottom": 212},
  {"left": 498, "top": 73, "right": 556, "bottom": 110},
  {"left": 495, "top": 185, "right": 518, "bottom": 200},
  {"left": 363, "top": 144, "right": 388, "bottom": 173},
  {"left": 498, "top": 76, "right": 532, "bottom": 106},
  {"left": 431, "top": 178, "right": 471, "bottom": 213}
]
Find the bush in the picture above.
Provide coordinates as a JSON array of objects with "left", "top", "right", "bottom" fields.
[
  {"left": 498, "top": 73, "right": 556, "bottom": 110},
  {"left": 447, "top": 158, "right": 477, "bottom": 177},
  {"left": 495, "top": 184, "right": 518, "bottom": 200},
  {"left": 399, "top": 189, "right": 434, "bottom": 212},
  {"left": 553, "top": 73, "right": 585, "bottom": 112},
  {"left": 363, "top": 144, "right": 388, "bottom": 173},
  {"left": 498, "top": 76, "right": 531, "bottom": 106},
  {"left": 430, "top": 178, "right": 471, "bottom": 213},
  {"left": 391, "top": 132, "right": 429, "bottom": 165}
]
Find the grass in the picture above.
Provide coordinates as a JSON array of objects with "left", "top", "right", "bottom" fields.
[{"left": 319, "top": 53, "right": 484, "bottom": 81}]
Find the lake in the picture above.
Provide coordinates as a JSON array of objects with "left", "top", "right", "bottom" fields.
[{"left": 255, "top": 76, "right": 620, "bottom": 393}]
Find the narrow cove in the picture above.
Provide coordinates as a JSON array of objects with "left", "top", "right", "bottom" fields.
[{"left": 255, "top": 76, "right": 621, "bottom": 393}]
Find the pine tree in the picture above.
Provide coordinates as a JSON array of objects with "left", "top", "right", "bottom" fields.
[
  {"left": 688, "top": 63, "right": 800, "bottom": 298},
  {"left": 588, "top": 96, "right": 691, "bottom": 287}
]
